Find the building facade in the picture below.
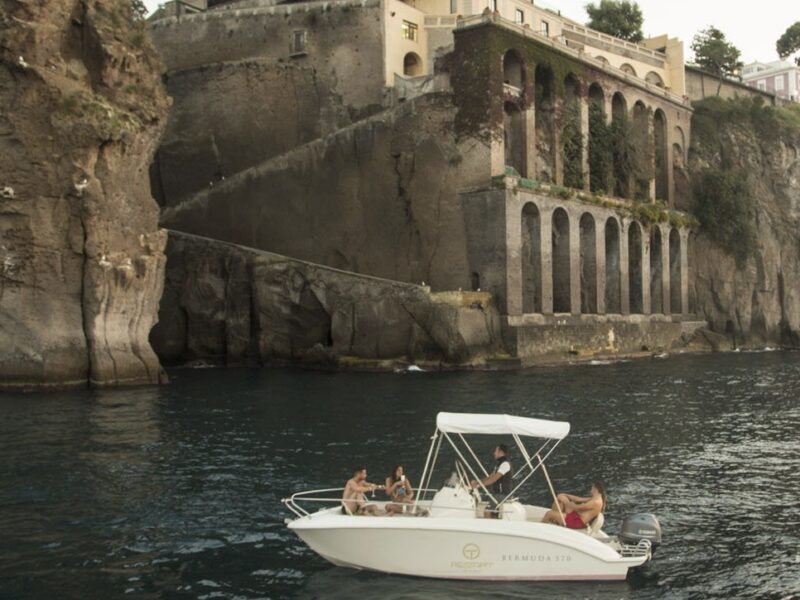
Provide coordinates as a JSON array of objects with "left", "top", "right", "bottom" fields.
[
  {"left": 742, "top": 60, "right": 800, "bottom": 102},
  {"left": 147, "top": 1, "right": 700, "bottom": 362}
]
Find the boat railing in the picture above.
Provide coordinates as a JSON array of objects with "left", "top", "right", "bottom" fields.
[
  {"left": 282, "top": 487, "right": 441, "bottom": 518},
  {"left": 617, "top": 539, "right": 652, "bottom": 558}
]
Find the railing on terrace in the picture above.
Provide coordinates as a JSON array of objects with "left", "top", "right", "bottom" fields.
[
  {"left": 560, "top": 22, "right": 666, "bottom": 61},
  {"left": 454, "top": 13, "right": 690, "bottom": 107}
]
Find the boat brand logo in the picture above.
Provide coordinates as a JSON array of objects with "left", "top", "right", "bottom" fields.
[{"left": 462, "top": 543, "right": 480, "bottom": 560}]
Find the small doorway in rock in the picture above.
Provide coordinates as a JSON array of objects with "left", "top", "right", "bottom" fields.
[{"left": 471, "top": 272, "right": 481, "bottom": 291}]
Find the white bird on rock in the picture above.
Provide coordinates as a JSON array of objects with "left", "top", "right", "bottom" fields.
[{"left": 18, "top": 56, "right": 29, "bottom": 68}]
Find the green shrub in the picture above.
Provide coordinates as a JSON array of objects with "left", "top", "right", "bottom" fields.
[{"left": 692, "top": 167, "right": 756, "bottom": 260}]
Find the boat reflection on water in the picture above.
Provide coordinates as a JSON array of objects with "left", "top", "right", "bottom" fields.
[{"left": 297, "top": 567, "right": 632, "bottom": 599}]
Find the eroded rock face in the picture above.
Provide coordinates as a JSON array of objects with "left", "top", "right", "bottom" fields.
[
  {"left": 151, "top": 232, "right": 503, "bottom": 368},
  {"left": 0, "top": 1, "right": 170, "bottom": 389},
  {"left": 690, "top": 107, "right": 800, "bottom": 348}
]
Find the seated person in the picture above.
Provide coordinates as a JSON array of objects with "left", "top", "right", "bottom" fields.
[
  {"left": 542, "top": 481, "right": 606, "bottom": 529},
  {"left": 385, "top": 465, "right": 414, "bottom": 506},
  {"left": 342, "top": 467, "right": 384, "bottom": 515}
]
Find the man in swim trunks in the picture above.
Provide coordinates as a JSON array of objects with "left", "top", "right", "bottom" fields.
[
  {"left": 342, "top": 467, "right": 384, "bottom": 515},
  {"left": 542, "top": 481, "right": 606, "bottom": 529}
]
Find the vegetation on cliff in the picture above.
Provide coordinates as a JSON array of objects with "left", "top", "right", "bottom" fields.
[{"left": 690, "top": 96, "right": 800, "bottom": 346}]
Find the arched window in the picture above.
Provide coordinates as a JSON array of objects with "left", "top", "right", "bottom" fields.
[
  {"left": 503, "top": 50, "right": 524, "bottom": 89},
  {"left": 580, "top": 213, "right": 597, "bottom": 314},
  {"left": 552, "top": 208, "right": 571, "bottom": 313},
  {"left": 628, "top": 222, "right": 644, "bottom": 314},
  {"left": 645, "top": 71, "right": 665, "bottom": 87},
  {"left": 562, "top": 74, "right": 583, "bottom": 189},
  {"left": 604, "top": 218, "right": 621, "bottom": 313},
  {"left": 521, "top": 203, "right": 542, "bottom": 313},
  {"left": 403, "top": 52, "right": 423, "bottom": 77},
  {"left": 588, "top": 83, "right": 609, "bottom": 193},
  {"left": 535, "top": 64, "right": 556, "bottom": 183}
]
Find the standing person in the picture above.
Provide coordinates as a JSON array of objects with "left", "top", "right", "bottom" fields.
[
  {"left": 341, "top": 467, "right": 384, "bottom": 515},
  {"left": 542, "top": 481, "right": 606, "bottom": 529},
  {"left": 470, "top": 444, "right": 513, "bottom": 517},
  {"left": 385, "top": 465, "right": 414, "bottom": 504}
]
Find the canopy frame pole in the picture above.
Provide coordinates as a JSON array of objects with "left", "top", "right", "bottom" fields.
[
  {"left": 539, "top": 456, "right": 565, "bottom": 526},
  {"left": 420, "top": 431, "right": 443, "bottom": 501},
  {"left": 511, "top": 432, "right": 541, "bottom": 479},
  {"left": 459, "top": 433, "right": 489, "bottom": 478},
  {"left": 442, "top": 432, "right": 498, "bottom": 505},
  {"left": 500, "top": 438, "right": 564, "bottom": 505},
  {"left": 414, "top": 427, "right": 440, "bottom": 510}
]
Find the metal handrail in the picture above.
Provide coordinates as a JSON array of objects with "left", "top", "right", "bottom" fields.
[{"left": 282, "top": 487, "right": 441, "bottom": 518}]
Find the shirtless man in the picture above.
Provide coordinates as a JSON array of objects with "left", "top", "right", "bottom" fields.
[
  {"left": 542, "top": 481, "right": 606, "bottom": 529},
  {"left": 342, "top": 467, "right": 384, "bottom": 515}
]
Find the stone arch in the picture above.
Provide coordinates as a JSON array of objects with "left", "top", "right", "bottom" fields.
[
  {"left": 620, "top": 63, "right": 637, "bottom": 76},
  {"left": 503, "top": 49, "right": 525, "bottom": 89},
  {"left": 673, "top": 125, "right": 686, "bottom": 157},
  {"left": 594, "top": 55, "right": 609, "bottom": 66},
  {"left": 650, "top": 226, "right": 663, "bottom": 314},
  {"left": 672, "top": 142, "right": 689, "bottom": 210},
  {"left": 580, "top": 212, "right": 597, "bottom": 314},
  {"left": 588, "top": 83, "right": 609, "bottom": 193},
  {"left": 628, "top": 221, "right": 644, "bottom": 314},
  {"left": 552, "top": 207, "right": 571, "bottom": 313},
  {"left": 521, "top": 202, "right": 542, "bottom": 313},
  {"left": 504, "top": 101, "right": 525, "bottom": 176},
  {"left": 403, "top": 52, "right": 423, "bottom": 77},
  {"left": 562, "top": 73, "right": 583, "bottom": 189},
  {"left": 669, "top": 228, "right": 682, "bottom": 313},
  {"left": 604, "top": 217, "right": 621, "bottom": 313},
  {"left": 654, "top": 109, "right": 668, "bottom": 201},
  {"left": 632, "top": 101, "right": 650, "bottom": 201},
  {"left": 611, "top": 92, "right": 628, "bottom": 198},
  {"left": 535, "top": 64, "right": 556, "bottom": 183},
  {"left": 645, "top": 71, "right": 665, "bottom": 87}
]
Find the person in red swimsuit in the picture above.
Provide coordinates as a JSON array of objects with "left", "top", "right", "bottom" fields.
[{"left": 542, "top": 481, "right": 606, "bottom": 529}]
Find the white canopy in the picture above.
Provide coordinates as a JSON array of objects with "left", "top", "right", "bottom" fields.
[{"left": 436, "top": 412, "right": 570, "bottom": 440}]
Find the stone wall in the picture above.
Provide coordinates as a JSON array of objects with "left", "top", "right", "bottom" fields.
[
  {"left": 506, "top": 314, "right": 704, "bottom": 364},
  {"left": 685, "top": 66, "right": 780, "bottom": 105},
  {"left": 148, "top": 0, "right": 387, "bottom": 203},
  {"left": 0, "top": 0, "right": 169, "bottom": 390},
  {"left": 159, "top": 94, "right": 491, "bottom": 292},
  {"left": 151, "top": 231, "right": 504, "bottom": 367}
]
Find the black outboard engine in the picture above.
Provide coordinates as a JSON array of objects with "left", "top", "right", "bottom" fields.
[{"left": 620, "top": 513, "right": 662, "bottom": 554}]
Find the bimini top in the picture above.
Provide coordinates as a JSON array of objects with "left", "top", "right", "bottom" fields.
[{"left": 436, "top": 412, "right": 570, "bottom": 440}]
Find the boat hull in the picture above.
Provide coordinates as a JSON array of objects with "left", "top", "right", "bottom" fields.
[{"left": 289, "top": 511, "right": 646, "bottom": 581}]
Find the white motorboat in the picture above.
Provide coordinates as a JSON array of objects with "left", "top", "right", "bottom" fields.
[{"left": 283, "top": 412, "right": 660, "bottom": 581}]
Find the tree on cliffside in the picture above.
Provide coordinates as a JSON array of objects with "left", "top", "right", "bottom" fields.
[
  {"left": 777, "top": 22, "right": 800, "bottom": 66},
  {"left": 585, "top": 0, "right": 644, "bottom": 43},
  {"left": 132, "top": 0, "right": 147, "bottom": 20},
  {"left": 691, "top": 27, "right": 743, "bottom": 96}
]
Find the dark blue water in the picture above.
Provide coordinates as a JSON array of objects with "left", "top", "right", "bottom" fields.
[{"left": 1, "top": 352, "right": 799, "bottom": 599}]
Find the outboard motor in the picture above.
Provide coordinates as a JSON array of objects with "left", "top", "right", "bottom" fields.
[{"left": 620, "top": 513, "right": 662, "bottom": 554}]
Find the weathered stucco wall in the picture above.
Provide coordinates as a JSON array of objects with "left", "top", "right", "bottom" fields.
[
  {"left": 148, "top": 0, "right": 386, "bottom": 203},
  {"left": 151, "top": 232, "right": 503, "bottom": 367},
  {"left": 160, "top": 94, "right": 492, "bottom": 292}
]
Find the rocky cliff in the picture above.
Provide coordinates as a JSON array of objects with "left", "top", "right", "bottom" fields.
[
  {"left": 690, "top": 98, "right": 800, "bottom": 348},
  {"left": 151, "top": 232, "right": 504, "bottom": 369},
  {"left": 0, "top": 0, "right": 170, "bottom": 389}
]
